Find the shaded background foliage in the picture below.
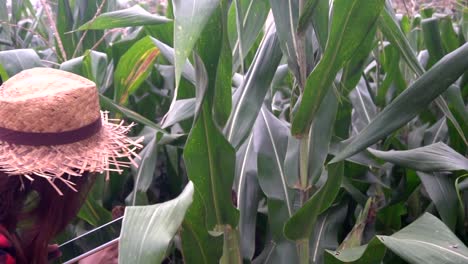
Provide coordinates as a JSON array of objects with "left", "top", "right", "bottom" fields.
[{"left": 0, "top": 0, "right": 468, "bottom": 263}]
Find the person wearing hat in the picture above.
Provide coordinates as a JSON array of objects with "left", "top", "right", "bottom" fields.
[{"left": 0, "top": 68, "right": 143, "bottom": 264}]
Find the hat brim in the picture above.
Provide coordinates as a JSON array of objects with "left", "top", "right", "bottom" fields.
[{"left": 0, "top": 112, "right": 142, "bottom": 192}]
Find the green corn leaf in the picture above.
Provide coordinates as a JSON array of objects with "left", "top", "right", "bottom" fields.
[
  {"left": 291, "top": 0, "right": 385, "bottom": 136},
  {"left": 114, "top": 36, "right": 160, "bottom": 105},
  {"left": 119, "top": 182, "right": 194, "bottom": 264},
  {"left": 331, "top": 42, "right": 468, "bottom": 163},
  {"left": 78, "top": 5, "right": 170, "bottom": 30},
  {"left": 284, "top": 161, "right": 344, "bottom": 240},
  {"left": 173, "top": 0, "right": 219, "bottom": 89}
]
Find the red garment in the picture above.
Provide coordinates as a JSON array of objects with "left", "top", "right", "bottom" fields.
[
  {"left": 0, "top": 226, "right": 61, "bottom": 264},
  {"left": 0, "top": 229, "right": 15, "bottom": 264}
]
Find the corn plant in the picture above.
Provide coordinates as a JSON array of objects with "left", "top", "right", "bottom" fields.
[{"left": 1, "top": 0, "right": 468, "bottom": 263}]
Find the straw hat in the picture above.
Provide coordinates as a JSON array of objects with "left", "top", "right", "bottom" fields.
[{"left": 0, "top": 68, "right": 143, "bottom": 194}]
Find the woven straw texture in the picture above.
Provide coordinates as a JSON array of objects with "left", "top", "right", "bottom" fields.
[
  {"left": 0, "top": 68, "right": 143, "bottom": 194},
  {"left": 0, "top": 68, "right": 100, "bottom": 132}
]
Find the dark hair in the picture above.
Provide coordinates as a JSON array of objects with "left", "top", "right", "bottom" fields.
[{"left": 0, "top": 172, "right": 96, "bottom": 264}]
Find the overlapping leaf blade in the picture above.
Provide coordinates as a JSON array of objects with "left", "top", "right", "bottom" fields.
[
  {"left": 417, "top": 172, "right": 458, "bottom": 230},
  {"left": 284, "top": 161, "right": 344, "bottom": 240},
  {"left": 307, "top": 85, "right": 340, "bottom": 182},
  {"left": 378, "top": 7, "right": 467, "bottom": 144},
  {"left": 129, "top": 132, "right": 158, "bottom": 205},
  {"left": 369, "top": 142, "right": 468, "bottom": 172},
  {"left": 332, "top": 42, "right": 468, "bottom": 163},
  {"left": 310, "top": 203, "right": 348, "bottom": 264},
  {"left": 235, "top": 134, "right": 260, "bottom": 261},
  {"left": 114, "top": 36, "right": 160, "bottom": 105},
  {"left": 161, "top": 98, "right": 196, "bottom": 128},
  {"left": 270, "top": 0, "right": 301, "bottom": 83},
  {"left": 181, "top": 190, "right": 223, "bottom": 263},
  {"left": 119, "top": 182, "right": 194, "bottom": 264},
  {"left": 196, "top": 0, "right": 232, "bottom": 126},
  {"left": 325, "top": 237, "right": 386, "bottom": 264},
  {"left": 172, "top": 0, "right": 219, "bottom": 88},
  {"left": 255, "top": 107, "right": 294, "bottom": 214},
  {"left": 225, "top": 28, "right": 282, "bottom": 149},
  {"left": 0, "top": 49, "right": 43, "bottom": 79},
  {"left": 378, "top": 213, "right": 468, "bottom": 264},
  {"left": 291, "top": 0, "right": 385, "bottom": 136},
  {"left": 228, "top": 0, "right": 270, "bottom": 70},
  {"left": 183, "top": 66, "right": 238, "bottom": 230}
]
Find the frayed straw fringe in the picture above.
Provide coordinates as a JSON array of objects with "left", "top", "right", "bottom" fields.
[{"left": 0, "top": 112, "right": 143, "bottom": 195}]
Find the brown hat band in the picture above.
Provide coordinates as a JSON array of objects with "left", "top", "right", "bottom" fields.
[{"left": 0, "top": 118, "right": 102, "bottom": 146}]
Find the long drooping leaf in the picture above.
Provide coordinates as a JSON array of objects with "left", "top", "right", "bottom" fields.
[
  {"left": 369, "top": 142, "right": 468, "bottom": 172},
  {"left": 349, "top": 79, "right": 378, "bottom": 133},
  {"left": 309, "top": 203, "right": 348, "bottom": 264},
  {"left": 235, "top": 134, "right": 260, "bottom": 261},
  {"left": 253, "top": 108, "right": 298, "bottom": 262},
  {"left": 296, "top": 0, "right": 320, "bottom": 34},
  {"left": 113, "top": 36, "right": 160, "bottom": 105},
  {"left": 255, "top": 107, "right": 294, "bottom": 215},
  {"left": 329, "top": 139, "right": 382, "bottom": 169},
  {"left": 225, "top": 28, "right": 282, "bottom": 149},
  {"left": 172, "top": 0, "right": 219, "bottom": 89},
  {"left": 327, "top": 212, "right": 468, "bottom": 263},
  {"left": 161, "top": 98, "right": 196, "bottom": 128},
  {"left": 378, "top": 6, "right": 425, "bottom": 76},
  {"left": 378, "top": 7, "right": 466, "bottom": 144},
  {"left": 196, "top": 0, "right": 232, "bottom": 126},
  {"left": 422, "top": 18, "right": 445, "bottom": 67},
  {"left": 284, "top": 161, "right": 344, "bottom": 240},
  {"left": 417, "top": 172, "right": 458, "bottom": 230},
  {"left": 231, "top": 0, "right": 245, "bottom": 73},
  {"left": 444, "top": 85, "right": 468, "bottom": 148},
  {"left": 181, "top": 25, "right": 239, "bottom": 259},
  {"left": 228, "top": 0, "right": 270, "bottom": 70},
  {"left": 151, "top": 37, "right": 196, "bottom": 84},
  {"left": 325, "top": 237, "right": 386, "bottom": 264},
  {"left": 308, "top": 86, "right": 339, "bottom": 183},
  {"left": 300, "top": 0, "right": 329, "bottom": 48},
  {"left": 253, "top": 108, "right": 299, "bottom": 260},
  {"left": 0, "top": 49, "right": 43, "bottom": 80},
  {"left": 308, "top": 85, "right": 338, "bottom": 184},
  {"left": 378, "top": 213, "right": 468, "bottom": 264},
  {"left": 332, "top": 42, "right": 468, "bottom": 163},
  {"left": 183, "top": 102, "right": 238, "bottom": 229},
  {"left": 119, "top": 182, "right": 194, "bottom": 264},
  {"left": 129, "top": 131, "right": 158, "bottom": 205},
  {"left": 183, "top": 89, "right": 240, "bottom": 262},
  {"left": 270, "top": 0, "right": 301, "bottom": 83},
  {"left": 181, "top": 190, "right": 223, "bottom": 263},
  {"left": 291, "top": 0, "right": 385, "bottom": 136},
  {"left": 78, "top": 5, "right": 170, "bottom": 30},
  {"left": 252, "top": 200, "right": 299, "bottom": 264}
]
